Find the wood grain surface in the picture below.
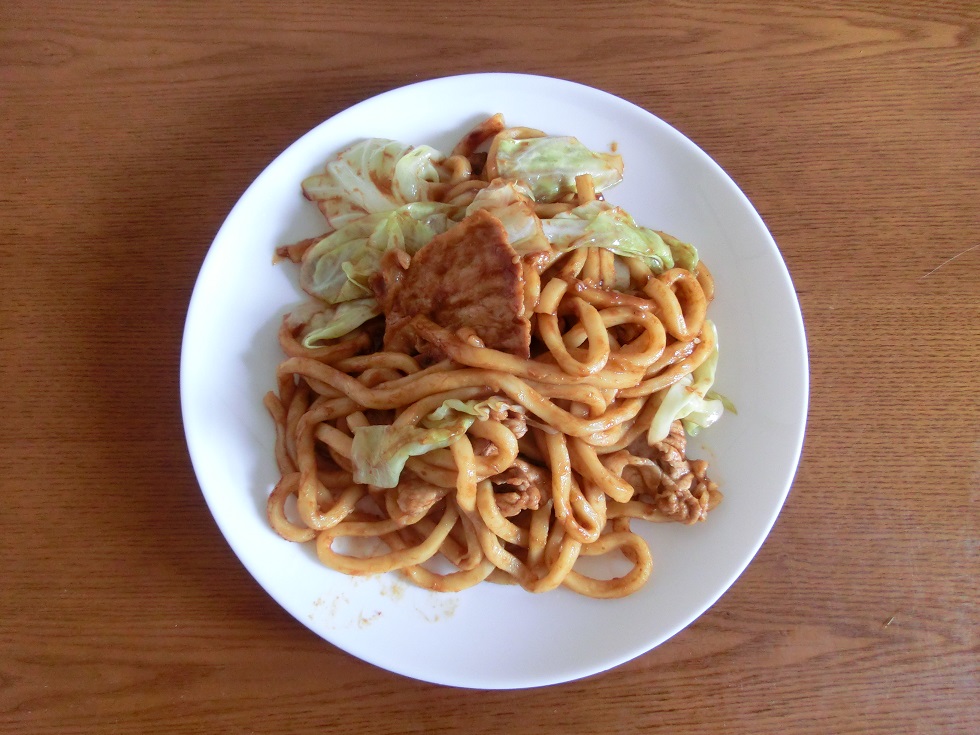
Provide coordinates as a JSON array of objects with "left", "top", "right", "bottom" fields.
[{"left": 1, "top": 1, "right": 977, "bottom": 733}]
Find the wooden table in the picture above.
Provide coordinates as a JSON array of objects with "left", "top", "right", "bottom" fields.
[{"left": 2, "top": 1, "right": 976, "bottom": 732}]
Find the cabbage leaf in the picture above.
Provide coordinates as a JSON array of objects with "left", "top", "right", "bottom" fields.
[
  {"left": 656, "top": 229, "right": 699, "bottom": 271},
  {"left": 285, "top": 298, "right": 381, "bottom": 346},
  {"left": 541, "top": 202, "right": 679, "bottom": 273},
  {"left": 494, "top": 136, "right": 623, "bottom": 202},
  {"left": 351, "top": 397, "right": 510, "bottom": 488},
  {"left": 299, "top": 202, "right": 453, "bottom": 303},
  {"left": 466, "top": 180, "right": 549, "bottom": 254},
  {"left": 302, "top": 139, "right": 447, "bottom": 228},
  {"left": 647, "top": 321, "right": 725, "bottom": 443}
]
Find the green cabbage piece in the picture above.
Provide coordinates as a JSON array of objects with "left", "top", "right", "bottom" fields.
[
  {"left": 705, "top": 390, "right": 737, "bottom": 417},
  {"left": 424, "top": 397, "right": 509, "bottom": 426},
  {"left": 299, "top": 202, "right": 453, "bottom": 303},
  {"left": 465, "top": 180, "right": 548, "bottom": 254},
  {"left": 647, "top": 321, "right": 725, "bottom": 442},
  {"left": 351, "top": 398, "right": 509, "bottom": 488},
  {"left": 541, "top": 202, "right": 682, "bottom": 273},
  {"left": 656, "top": 230, "right": 699, "bottom": 272},
  {"left": 466, "top": 179, "right": 535, "bottom": 210},
  {"left": 302, "top": 139, "right": 447, "bottom": 228},
  {"left": 286, "top": 298, "right": 380, "bottom": 346},
  {"left": 393, "top": 145, "right": 447, "bottom": 203},
  {"left": 494, "top": 136, "right": 623, "bottom": 202}
]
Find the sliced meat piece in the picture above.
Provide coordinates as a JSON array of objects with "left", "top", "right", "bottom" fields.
[
  {"left": 622, "top": 420, "right": 721, "bottom": 524},
  {"left": 376, "top": 209, "right": 530, "bottom": 358},
  {"left": 491, "top": 459, "right": 547, "bottom": 517},
  {"left": 485, "top": 400, "right": 529, "bottom": 439},
  {"left": 650, "top": 420, "right": 693, "bottom": 480},
  {"left": 394, "top": 474, "right": 448, "bottom": 520}
]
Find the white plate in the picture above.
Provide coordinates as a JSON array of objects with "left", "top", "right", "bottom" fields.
[{"left": 180, "top": 73, "right": 808, "bottom": 689}]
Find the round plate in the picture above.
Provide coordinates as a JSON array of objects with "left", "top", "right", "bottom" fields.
[{"left": 180, "top": 73, "right": 808, "bottom": 689}]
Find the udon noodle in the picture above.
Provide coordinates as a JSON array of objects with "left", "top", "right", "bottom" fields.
[{"left": 264, "top": 115, "right": 724, "bottom": 598}]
